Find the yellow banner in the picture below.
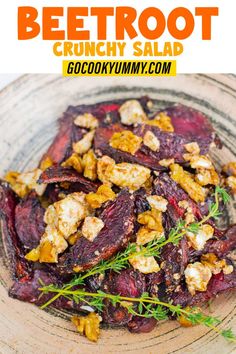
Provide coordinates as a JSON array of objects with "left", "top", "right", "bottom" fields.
[{"left": 62, "top": 60, "right": 176, "bottom": 76}]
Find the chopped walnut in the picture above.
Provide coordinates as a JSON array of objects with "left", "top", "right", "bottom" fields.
[
  {"left": 189, "top": 155, "right": 213, "bottom": 170},
  {"left": 201, "top": 253, "right": 233, "bottom": 275},
  {"left": 73, "top": 130, "right": 95, "bottom": 155},
  {"left": 5, "top": 168, "right": 46, "bottom": 197},
  {"left": 226, "top": 176, "right": 236, "bottom": 194},
  {"left": 170, "top": 164, "right": 206, "bottom": 203},
  {"left": 147, "top": 112, "right": 174, "bottom": 132},
  {"left": 72, "top": 313, "right": 102, "bottom": 342},
  {"left": 97, "top": 155, "right": 115, "bottom": 185},
  {"left": 178, "top": 306, "right": 200, "bottom": 327},
  {"left": 137, "top": 208, "right": 163, "bottom": 233},
  {"left": 222, "top": 162, "right": 236, "bottom": 177},
  {"left": 109, "top": 130, "right": 142, "bottom": 155},
  {"left": 143, "top": 131, "right": 160, "bottom": 152},
  {"left": 86, "top": 184, "right": 116, "bottom": 209},
  {"left": 184, "top": 262, "right": 212, "bottom": 295},
  {"left": 74, "top": 113, "right": 98, "bottom": 130},
  {"left": 68, "top": 231, "right": 82, "bottom": 245},
  {"left": 186, "top": 224, "right": 214, "bottom": 251},
  {"left": 82, "top": 216, "right": 104, "bottom": 241},
  {"left": 61, "top": 153, "right": 84, "bottom": 173},
  {"left": 147, "top": 195, "right": 168, "bottom": 212},
  {"left": 119, "top": 100, "right": 147, "bottom": 125},
  {"left": 108, "top": 163, "right": 151, "bottom": 191},
  {"left": 136, "top": 227, "right": 163, "bottom": 245},
  {"left": 83, "top": 149, "right": 97, "bottom": 181},
  {"left": 184, "top": 142, "right": 200, "bottom": 155},
  {"left": 25, "top": 247, "right": 40, "bottom": 262},
  {"left": 159, "top": 158, "right": 175, "bottom": 167},
  {"left": 40, "top": 156, "right": 54, "bottom": 171},
  {"left": 195, "top": 168, "right": 219, "bottom": 186}
]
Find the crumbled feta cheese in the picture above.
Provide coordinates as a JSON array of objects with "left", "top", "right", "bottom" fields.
[
  {"left": 129, "top": 250, "right": 160, "bottom": 274},
  {"left": 184, "top": 142, "right": 200, "bottom": 155},
  {"left": 184, "top": 262, "right": 212, "bottom": 295},
  {"left": 159, "top": 158, "right": 175, "bottom": 167},
  {"left": 189, "top": 155, "right": 213, "bottom": 170},
  {"left": 82, "top": 216, "right": 104, "bottom": 241},
  {"left": 74, "top": 113, "right": 98, "bottom": 130},
  {"left": 108, "top": 163, "right": 151, "bottom": 191},
  {"left": 186, "top": 224, "right": 214, "bottom": 251},
  {"left": 73, "top": 130, "right": 95, "bottom": 155},
  {"left": 44, "top": 192, "right": 90, "bottom": 238},
  {"left": 147, "top": 195, "right": 168, "bottom": 212},
  {"left": 143, "top": 131, "right": 160, "bottom": 152},
  {"left": 119, "top": 100, "right": 147, "bottom": 125}
]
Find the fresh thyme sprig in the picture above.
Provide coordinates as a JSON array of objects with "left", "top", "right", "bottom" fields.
[
  {"left": 38, "top": 286, "right": 236, "bottom": 343},
  {"left": 39, "top": 187, "right": 230, "bottom": 310}
]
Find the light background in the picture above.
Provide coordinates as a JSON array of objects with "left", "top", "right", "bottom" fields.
[{"left": 0, "top": 0, "right": 236, "bottom": 73}]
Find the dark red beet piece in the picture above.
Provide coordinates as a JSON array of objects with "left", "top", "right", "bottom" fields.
[
  {"left": 15, "top": 192, "right": 45, "bottom": 249},
  {"left": 161, "top": 104, "right": 221, "bottom": 150},
  {"left": 0, "top": 181, "right": 31, "bottom": 279},
  {"left": 127, "top": 317, "right": 157, "bottom": 333},
  {"left": 40, "top": 110, "right": 84, "bottom": 165},
  {"left": 38, "top": 165, "right": 100, "bottom": 192},
  {"left": 102, "top": 269, "right": 145, "bottom": 326},
  {"left": 172, "top": 269, "right": 236, "bottom": 307},
  {"left": 57, "top": 189, "right": 135, "bottom": 274}
]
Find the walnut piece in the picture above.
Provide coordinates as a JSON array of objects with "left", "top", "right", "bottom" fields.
[
  {"left": 201, "top": 253, "right": 233, "bottom": 275},
  {"left": 136, "top": 227, "right": 163, "bottom": 245},
  {"left": 86, "top": 184, "right": 116, "bottom": 208},
  {"left": 72, "top": 313, "right": 102, "bottom": 342},
  {"left": 61, "top": 153, "right": 84, "bottom": 173},
  {"left": 83, "top": 149, "right": 97, "bottom": 181},
  {"left": 147, "top": 112, "right": 174, "bottom": 132},
  {"left": 97, "top": 155, "right": 115, "bottom": 185},
  {"left": 170, "top": 163, "right": 206, "bottom": 203},
  {"left": 137, "top": 208, "right": 163, "bottom": 233},
  {"left": 222, "top": 162, "right": 236, "bottom": 177},
  {"left": 109, "top": 130, "right": 142, "bottom": 155}
]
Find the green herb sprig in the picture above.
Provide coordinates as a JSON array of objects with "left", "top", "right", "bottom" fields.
[
  {"left": 39, "top": 187, "right": 230, "bottom": 310},
  {"left": 38, "top": 285, "right": 236, "bottom": 343}
]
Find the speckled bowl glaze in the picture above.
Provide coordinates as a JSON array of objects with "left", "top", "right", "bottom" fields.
[{"left": 0, "top": 74, "right": 235, "bottom": 354}]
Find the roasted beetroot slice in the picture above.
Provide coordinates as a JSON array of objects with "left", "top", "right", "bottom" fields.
[
  {"left": 15, "top": 192, "right": 45, "bottom": 249},
  {"left": 101, "top": 269, "right": 145, "bottom": 326},
  {"left": 161, "top": 104, "right": 221, "bottom": 151},
  {"left": 94, "top": 123, "right": 198, "bottom": 170},
  {"left": 153, "top": 173, "right": 203, "bottom": 221},
  {"left": 38, "top": 165, "right": 99, "bottom": 192},
  {"left": 0, "top": 181, "right": 31, "bottom": 279},
  {"left": 127, "top": 317, "right": 157, "bottom": 333},
  {"left": 103, "top": 269, "right": 146, "bottom": 298},
  {"left": 57, "top": 189, "right": 135, "bottom": 274},
  {"left": 172, "top": 269, "right": 236, "bottom": 307}
]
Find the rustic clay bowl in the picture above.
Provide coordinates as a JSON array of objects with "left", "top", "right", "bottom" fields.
[{"left": 0, "top": 74, "right": 235, "bottom": 354}]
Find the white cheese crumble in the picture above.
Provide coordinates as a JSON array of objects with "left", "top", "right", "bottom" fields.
[
  {"left": 119, "top": 100, "right": 147, "bottom": 125},
  {"left": 147, "top": 195, "right": 168, "bottom": 212},
  {"left": 186, "top": 224, "right": 214, "bottom": 251},
  {"left": 184, "top": 262, "right": 212, "bottom": 295},
  {"left": 143, "top": 131, "right": 160, "bottom": 152},
  {"left": 74, "top": 113, "right": 98, "bottom": 130},
  {"left": 82, "top": 216, "right": 104, "bottom": 241},
  {"left": 73, "top": 130, "right": 95, "bottom": 155}
]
